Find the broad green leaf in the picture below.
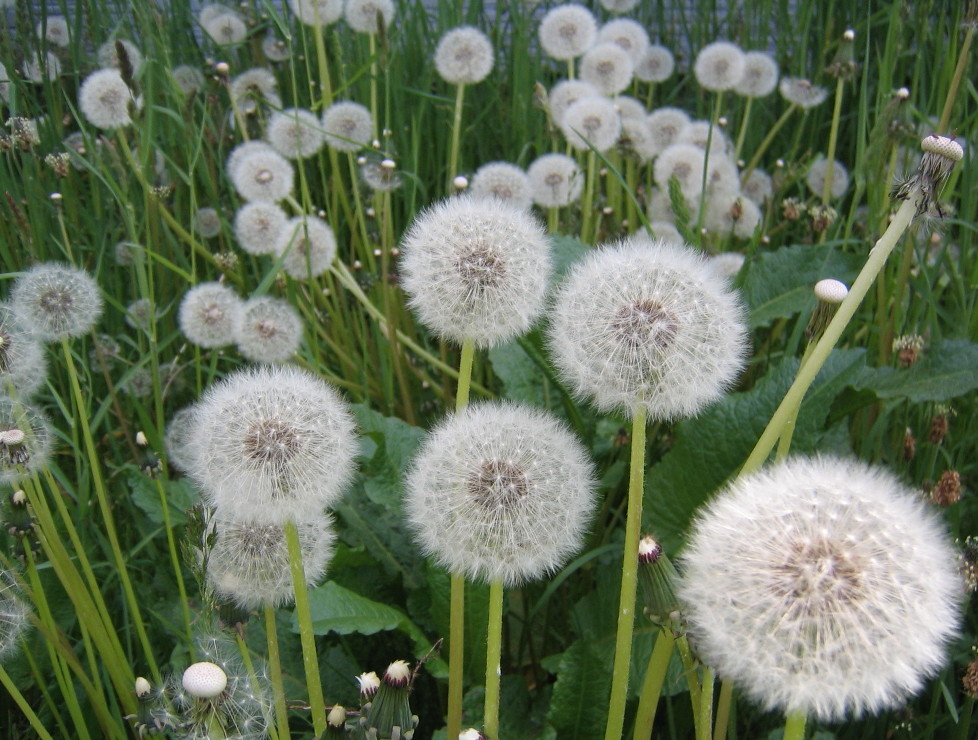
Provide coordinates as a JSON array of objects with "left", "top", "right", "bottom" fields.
[
  {"left": 850, "top": 339, "right": 978, "bottom": 402},
  {"left": 644, "top": 349, "right": 866, "bottom": 553},
  {"left": 488, "top": 338, "right": 551, "bottom": 407},
  {"left": 740, "top": 243, "right": 863, "bottom": 328},
  {"left": 301, "top": 580, "right": 447, "bottom": 678},
  {"left": 545, "top": 639, "right": 611, "bottom": 740},
  {"left": 128, "top": 472, "right": 199, "bottom": 526},
  {"left": 549, "top": 234, "right": 590, "bottom": 281}
]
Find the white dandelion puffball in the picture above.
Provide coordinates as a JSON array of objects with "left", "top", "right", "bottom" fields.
[
  {"left": 734, "top": 51, "right": 779, "bottom": 98},
  {"left": 189, "top": 365, "right": 357, "bottom": 524},
  {"left": 635, "top": 44, "right": 675, "bottom": 83},
  {"left": 321, "top": 101, "right": 373, "bottom": 153},
  {"left": 202, "top": 7, "right": 248, "bottom": 46},
  {"left": 559, "top": 95, "right": 622, "bottom": 153},
  {"left": 598, "top": 18, "right": 650, "bottom": 65},
  {"left": 435, "top": 26, "right": 494, "bottom": 85},
  {"left": 647, "top": 107, "right": 690, "bottom": 151},
  {"left": 182, "top": 662, "right": 227, "bottom": 699},
  {"left": 548, "top": 79, "right": 600, "bottom": 126},
  {"left": 613, "top": 95, "right": 646, "bottom": 122},
  {"left": 806, "top": 155, "right": 850, "bottom": 199},
  {"left": 406, "top": 402, "right": 597, "bottom": 586},
  {"left": 234, "top": 201, "right": 288, "bottom": 256},
  {"left": 226, "top": 140, "right": 275, "bottom": 177},
  {"left": 548, "top": 236, "right": 748, "bottom": 419},
  {"left": 527, "top": 153, "right": 583, "bottom": 208},
  {"left": 741, "top": 169, "right": 773, "bottom": 204},
  {"left": 265, "top": 108, "right": 325, "bottom": 160},
  {"left": 236, "top": 296, "right": 303, "bottom": 363},
  {"left": 171, "top": 65, "right": 206, "bottom": 95},
  {"left": 229, "top": 147, "right": 294, "bottom": 202},
  {"left": 680, "top": 456, "right": 962, "bottom": 722},
  {"left": 620, "top": 117, "right": 657, "bottom": 163},
  {"left": 79, "top": 69, "right": 135, "bottom": 129},
  {"left": 97, "top": 39, "right": 142, "bottom": 74},
  {"left": 206, "top": 512, "right": 336, "bottom": 609},
  {"left": 600, "top": 0, "right": 639, "bottom": 11},
  {"left": 178, "top": 282, "right": 244, "bottom": 349},
  {"left": 10, "top": 263, "right": 103, "bottom": 341},
  {"left": 289, "top": 0, "right": 343, "bottom": 27},
  {"left": 779, "top": 77, "right": 828, "bottom": 108},
  {"left": 0, "top": 396, "right": 52, "bottom": 486},
  {"left": 653, "top": 143, "right": 707, "bottom": 200},
  {"left": 704, "top": 192, "right": 762, "bottom": 239},
  {"left": 22, "top": 51, "right": 61, "bottom": 82},
  {"left": 0, "top": 569, "right": 32, "bottom": 663},
  {"left": 275, "top": 215, "right": 337, "bottom": 279},
  {"left": 193, "top": 207, "right": 222, "bottom": 238},
  {"left": 579, "top": 42, "right": 634, "bottom": 96},
  {"left": 539, "top": 4, "right": 598, "bottom": 61},
  {"left": 399, "top": 195, "right": 551, "bottom": 349},
  {"left": 0, "top": 304, "right": 46, "bottom": 397},
  {"left": 37, "top": 16, "right": 70, "bottom": 47},
  {"left": 694, "top": 41, "right": 746, "bottom": 92},
  {"left": 262, "top": 36, "right": 291, "bottom": 62},
  {"left": 165, "top": 406, "right": 197, "bottom": 474},
  {"left": 230, "top": 67, "right": 280, "bottom": 113},
  {"left": 469, "top": 161, "right": 533, "bottom": 211},
  {"left": 344, "top": 0, "right": 394, "bottom": 34}
]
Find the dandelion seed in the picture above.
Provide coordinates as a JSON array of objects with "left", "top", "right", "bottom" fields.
[
  {"left": 527, "top": 153, "right": 583, "bottom": 208},
  {"left": 10, "top": 263, "right": 103, "bottom": 341},
  {"left": 398, "top": 195, "right": 551, "bottom": 348},
  {"left": 189, "top": 365, "right": 357, "bottom": 523},
  {"left": 321, "top": 101, "right": 373, "bottom": 153},
  {"left": 179, "top": 282, "right": 244, "bottom": 349},
  {"left": 539, "top": 4, "right": 598, "bottom": 61},
  {"left": 469, "top": 161, "right": 533, "bottom": 210},
  {"left": 406, "top": 401, "right": 597, "bottom": 586},
  {"left": 234, "top": 201, "right": 288, "bottom": 256},
  {"left": 275, "top": 215, "right": 337, "bottom": 279},
  {"left": 236, "top": 296, "right": 303, "bottom": 362},
  {"left": 265, "top": 108, "right": 325, "bottom": 160},
  {"left": 680, "top": 455, "right": 962, "bottom": 722},
  {"left": 435, "top": 26, "right": 495, "bottom": 85},
  {"left": 548, "top": 236, "right": 748, "bottom": 418}
]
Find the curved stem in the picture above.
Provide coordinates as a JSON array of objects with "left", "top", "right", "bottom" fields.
[{"left": 604, "top": 404, "right": 648, "bottom": 740}]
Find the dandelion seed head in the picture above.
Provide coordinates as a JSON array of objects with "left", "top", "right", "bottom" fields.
[
  {"left": 193, "top": 206, "right": 223, "bottom": 238},
  {"left": 598, "top": 18, "right": 650, "bottom": 65},
  {"left": 0, "top": 304, "right": 46, "bottom": 397},
  {"left": 527, "top": 152, "right": 583, "bottom": 208},
  {"left": 539, "top": 4, "right": 598, "bottom": 61},
  {"left": 469, "top": 161, "right": 533, "bottom": 210},
  {"left": 22, "top": 51, "right": 61, "bottom": 83},
  {"left": 265, "top": 108, "right": 325, "bottom": 160},
  {"left": 406, "top": 402, "right": 597, "bottom": 586},
  {"left": 275, "top": 215, "right": 337, "bottom": 279},
  {"left": 37, "top": 16, "right": 70, "bottom": 47},
  {"left": 201, "top": 7, "right": 248, "bottom": 46},
  {"left": 97, "top": 39, "right": 142, "bottom": 74},
  {"left": 230, "top": 67, "right": 280, "bottom": 113},
  {"left": 344, "top": 0, "right": 394, "bottom": 34},
  {"left": 79, "top": 69, "right": 135, "bottom": 129},
  {"left": 229, "top": 148, "right": 294, "bottom": 202},
  {"left": 734, "top": 51, "right": 779, "bottom": 98},
  {"left": 646, "top": 107, "right": 690, "bottom": 151},
  {"left": 579, "top": 42, "right": 634, "bottom": 96},
  {"left": 321, "top": 101, "right": 373, "bottom": 152},
  {"left": 806, "top": 155, "right": 850, "bottom": 199},
  {"left": 179, "top": 282, "right": 244, "bottom": 349},
  {"left": 236, "top": 296, "right": 303, "bottom": 363},
  {"left": 779, "top": 77, "right": 828, "bottom": 108},
  {"left": 680, "top": 456, "right": 963, "bottom": 722},
  {"left": 171, "top": 65, "right": 206, "bottom": 95},
  {"left": 10, "top": 263, "right": 103, "bottom": 341},
  {"left": 288, "top": 0, "right": 343, "bottom": 27},
  {"left": 548, "top": 78, "right": 600, "bottom": 126},
  {"left": 694, "top": 41, "right": 746, "bottom": 91},
  {"left": 0, "top": 569, "right": 31, "bottom": 662},
  {"left": 234, "top": 201, "right": 288, "bottom": 256},
  {"left": 435, "top": 26, "right": 495, "bottom": 85},
  {"left": 0, "top": 397, "right": 52, "bottom": 485},
  {"left": 559, "top": 95, "right": 622, "bottom": 152}
]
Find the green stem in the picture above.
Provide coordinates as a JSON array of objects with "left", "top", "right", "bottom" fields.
[
  {"left": 581, "top": 150, "right": 597, "bottom": 244},
  {"left": 740, "top": 104, "right": 797, "bottom": 185},
  {"left": 60, "top": 339, "right": 160, "bottom": 683},
  {"left": 821, "top": 77, "right": 845, "bottom": 205},
  {"left": 0, "top": 664, "right": 56, "bottom": 740},
  {"left": 604, "top": 404, "right": 648, "bottom": 740},
  {"left": 155, "top": 476, "right": 193, "bottom": 651},
  {"left": 448, "top": 83, "right": 467, "bottom": 191},
  {"left": 698, "top": 666, "right": 714, "bottom": 740},
  {"left": 739, "top": 196, "right": 918, "bottom": 476},
  {"left": 483, "top": 579, "right": 505, "bottom": 739},
  {"left": 285, "top": 520, "right": 327, "bottom": 737},
  {"left": 713, "top": 679, "right": 734, "bottom": 740},
  {"left": 733, "top": 96, "right": 754, "bottom": 162},
  {"left": 447, "top": 335, "right": 476, "bottom": 740},
  {"left": 264, "top": 603, "right": 290, "bottom": 740},
  {"left": 783, "top": 711, "right": 807, "bottom": 740},
  {"left": 632, "top": 627, "right": 676, "bottom": 739},
  {"left": 937, "top": 24, "right": 974, "bottom": 133},
  {"left": 676, "top": 635, "right": 703, "bottom": 736}
]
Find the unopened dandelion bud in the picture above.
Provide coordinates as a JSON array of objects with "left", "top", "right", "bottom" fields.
[
  {"left": 718, "top": 116, "right": 728, "bottom": 126},
  {"left": 453, "top": 175, "right": 468, "bottom": 190},
  {"left": 361, "top": 661, "right": 418, "bottom": 740},
  {"left": 11, "top": 490, "right": 25, "bottom": 506},
  {"left": 366, "top": 207, "right": 376, "bottom": 218},
  {"left": 638, "top": 535, "right": 662, "bottom": 565},
  {"left": 806, "top": 278, "right": 848, "bottom": 339},
  {"left": 328, "top": 704, "right": 347, "bottom": 726},
  {"left": 357, "top": 155, "right": 367, "bottom": 165},
  {"left": 182, "top": 661, "right": 228, "bottom": 699},
  {"left": 897, "top": 86, "right": 910, "bottom": 99},
  {"left": 638, "top": 536, "right": 682, "bottom": 628},
  {"left": 135, "top": 676, "right": 152, "bottom": 699},
  {"left": 930, "top": 470, "right": 961, "bottom": 507}
]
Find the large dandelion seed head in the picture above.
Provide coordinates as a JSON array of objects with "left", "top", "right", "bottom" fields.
[
  {"left": 435, "top": 26, "right": 495, "bottom": 85},
  {"left": 539, "top": 4, "right": 598, "bottom": 61}
]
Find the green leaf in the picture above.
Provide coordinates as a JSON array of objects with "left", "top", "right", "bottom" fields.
[
  {"left": 545, "top": 639, "right": 612, "bottom": 740},
  {"left": 128, "top": 472, "right": 199, "bottom": 526},
  {"left": 549, "top": 234, "right": 590, "bottom": 281},
  {"left": 850, "top": 339, "right": 978, "bottom": 402},
  {"left": 740, "top": 243, "right": 863, "bottom": 328},
  {"left": 645, "top": 349, "right": 866, "bottom": 553},
  {"left": 301, "top": 580, "right": 448, "bottom": 678}
]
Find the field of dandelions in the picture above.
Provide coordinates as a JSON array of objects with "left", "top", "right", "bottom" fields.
[{"left": 0, "top": 0, "right": 976, "bottom": 738}]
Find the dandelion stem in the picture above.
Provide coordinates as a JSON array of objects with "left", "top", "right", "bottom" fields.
[
  {"left": 155, "top": 476, "right": 193, "bottom": 650},
  {"left": 698, "top": 666, "right": 715, "bottom": 740},
  {"left": 264, "top": 603, "right": 290, "bottom": 740},
  {"left": 821, "top": 77, "right": 845, "bottom": 206},
  {"left": 937, "top": 23, "right": 974, "bottom": 133},
  {"left": 285, "top": 519, "right": 327, "bottom": 737},
  {"left": 632, "top": 626, "right": 676, "bottom": 739},
  {"left": 713, "top": 679, "right": 734, "bottom": 740},
  {"left": 483, "top": 579, "right": 504, "bottom": 739},
  {"left": 740, "top": 104, "right": 797, "bottom": 185},
  {"left": 448, "top": 83, "right": 467, "bottom": 191},
  {"left": 783, "top": 711, "right": 807, "bottom": 740},
  {"left": 605, "top": 403, "right": 647, "bottom": 740},
  {"left": 740, "top": 195, "right": 918, "bottom": 476}
]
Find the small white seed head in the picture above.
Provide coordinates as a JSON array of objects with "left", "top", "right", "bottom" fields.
[
  {"left": 814, "top": 279, "right": 848, "bottom": 304},
  {"left": 182, "top": 661, "right": 227, "bottom": 699}
]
